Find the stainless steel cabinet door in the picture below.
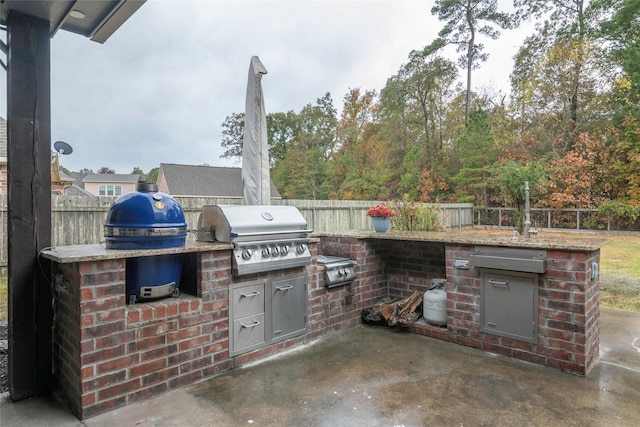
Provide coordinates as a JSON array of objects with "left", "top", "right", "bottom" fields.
[
  {"left": 271, "top": 273, "right": 307, "bottom": 342},
  {"left": 481, "top": 269, "right": 538, "bottom": 343}
]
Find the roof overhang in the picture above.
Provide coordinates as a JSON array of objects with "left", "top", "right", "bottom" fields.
[{"left": 0, "top": 0, "right": 146, "bottom": 43}]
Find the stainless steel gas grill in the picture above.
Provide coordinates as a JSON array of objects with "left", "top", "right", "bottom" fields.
[
  {"left": 197, "top": 204, "right": 312, "bottom": 355},
  {"left": 196, "top": 205, "right": 313, "bottom": 276}
]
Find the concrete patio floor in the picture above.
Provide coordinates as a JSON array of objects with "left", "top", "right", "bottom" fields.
[{"left": 2, "top": 307, "right": 639, "bottom": 426}]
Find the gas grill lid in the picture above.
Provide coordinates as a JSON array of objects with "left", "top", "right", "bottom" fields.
[{"left": 197, "top": 205, "right": 312, "bottom": 243}]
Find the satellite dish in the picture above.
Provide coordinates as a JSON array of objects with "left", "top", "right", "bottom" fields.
[{"left": 54, "top": 141, "right": 73, "bottom": 155}]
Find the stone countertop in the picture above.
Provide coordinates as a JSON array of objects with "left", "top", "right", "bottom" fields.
[
  {"left": 312, "top": 230, "right": 611, "bottom": 251},
  {"left": 40, "top": 240, "right": 233, "bottom": 264}
]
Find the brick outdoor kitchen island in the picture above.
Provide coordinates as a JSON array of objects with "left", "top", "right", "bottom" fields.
[{"left": 41, "top": 231, "right": 608, "bottom": 419}]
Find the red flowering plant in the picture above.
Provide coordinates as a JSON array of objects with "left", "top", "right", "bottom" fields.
[{"left": 366, "top": 203, "right": 395, "bottom": 218}]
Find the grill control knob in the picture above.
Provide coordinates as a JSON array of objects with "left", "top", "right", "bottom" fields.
[
  {"left": 271, "top": 246, "right": 280, "bottom": 256},
  {"left": 262, "top": 247, "right": 271, "bottom": 258},
  {"left": 296, "top": 243, "right": 307, "bottom": 255},
  {"left": 241, "top": 249, "right": 253, "bottom": 260},
  {"left": 280, "top": 245, "right": 290, "bottom": 255}
]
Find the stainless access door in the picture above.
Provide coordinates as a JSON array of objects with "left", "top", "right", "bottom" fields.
[
  {"left": 271, "top": 273, "right": 307, "bottom": 343},
  {"left": 481, "top": 269, "right": 538, "bottom": 343}
]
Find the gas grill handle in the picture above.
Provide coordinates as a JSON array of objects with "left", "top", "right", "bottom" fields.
[
  {"left": 240, "top": 291, "right": 261, "bottom": 298},
  {"left": 240, "top": 320, "right": 261, "bottom": 329},
  {"left": 275, "top": 284, "right": 294, "bottom": 291},
  {"left": 231, "top": 229, "right": 313, "bottom": 238}
]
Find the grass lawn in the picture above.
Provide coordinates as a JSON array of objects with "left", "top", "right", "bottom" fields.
[
  {"left": 599, "top": 233, "right": 640, "bottom": 312},
  {"left": 0, "top": 233, "right": 638, "bottom": 320},
  {"left": 599, "top": 233, "right": 640, "bottom": 278}
]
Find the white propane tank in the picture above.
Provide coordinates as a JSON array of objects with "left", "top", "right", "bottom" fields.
[{"left": 424, "top": 278, "right": 447, "bottom": 326}]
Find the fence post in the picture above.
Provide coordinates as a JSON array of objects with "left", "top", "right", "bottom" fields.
[
  {"left": 312, "top": 206, "right": 317, "bottom": 231},
  {"left": 577, "top": 210, "right": 580, "bottom": 230},
  {"left": 349, "top": 206, "right": 353, "bottom": 230},
  {"left": 548, "top": 210, "right": 551, "bottom": 229}
]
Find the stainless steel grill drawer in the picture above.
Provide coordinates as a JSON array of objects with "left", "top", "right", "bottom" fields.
[
  {"left": 231, "top": 283, "right": 265, "bottom": 319},
  {"left": 233, "top": 313, "right": 266, "bottom": 352}
]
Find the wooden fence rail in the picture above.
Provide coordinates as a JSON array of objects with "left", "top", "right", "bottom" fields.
[{"left": 0, "top": 195, "right": 473, "bottom": 268}]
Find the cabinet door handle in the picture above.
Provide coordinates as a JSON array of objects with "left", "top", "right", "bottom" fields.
[
  {"left": 488, "top": 279, "right": 509, "bottom": 287},
  {"left": 240, "top": 320, "right": 261, "bottom": 329},
  {"left": 241, "top": 291, "right": 260, "bottom": 298},
  {"left": 275, "top": 284, "right": 294, "bottom": 291}
]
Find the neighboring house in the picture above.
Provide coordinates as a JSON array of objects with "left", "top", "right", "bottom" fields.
[
  {"left": 1, "top": 116, "right": 76, "bottom": 195},
  {"left": 0, "top": 117, "right": 6, "bottom": 194},
  {"left": 63, "top": 183, "right": 95, "bottom": 197},
  {"left": 157, "top": 163, "right": 281, "bottom": 198},
  {"left": 82, "top": 173, "right": 140, "bottom": 196},
  {"left": 51, "top": 152, "right": 74, "bottom": 195}
]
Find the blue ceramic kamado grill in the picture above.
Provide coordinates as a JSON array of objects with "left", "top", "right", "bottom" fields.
[{"left": 104, "top": 182, "right": 187, "bottom": 303}]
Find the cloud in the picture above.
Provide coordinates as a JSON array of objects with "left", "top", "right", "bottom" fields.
[{"left": 2, "top": 0, "right": 532, "bottom": 174}]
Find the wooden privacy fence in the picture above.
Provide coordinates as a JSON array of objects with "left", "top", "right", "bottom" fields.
[{"left": 0, "top": 195, "right": 473, "bottom": 268}]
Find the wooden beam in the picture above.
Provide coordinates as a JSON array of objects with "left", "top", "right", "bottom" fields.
[{"left": 7, "top": 10, "right": 53, "bottom": 401}]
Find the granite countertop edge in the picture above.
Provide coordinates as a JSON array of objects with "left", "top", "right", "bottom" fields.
[
  {"left": 311, "top": 231, "right": 611, "bottom": 251},
  {"left": 40, "top": 240, "right": 234, "bottom": 263}
]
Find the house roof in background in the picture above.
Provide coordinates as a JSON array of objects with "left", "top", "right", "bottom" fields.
[
  {"left": 160, "top": 163, "right": 281, "bottom": 198},
  {"left": 58, "top": 169, "right": 74, "bottom": 182},
  {"left": 64, "top": 184, "right": 94, "bottom": 197},
  {"left": 82, "top": 173, "right": 140, "bottom": 183}
]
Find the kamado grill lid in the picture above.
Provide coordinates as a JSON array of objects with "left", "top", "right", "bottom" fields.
[{"left": 104, "top": 182, "right": 187, "bottom": 249}]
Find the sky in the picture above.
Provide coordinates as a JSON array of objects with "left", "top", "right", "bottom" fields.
[{"left": 0, "top": 0, "right": 536, "bottom": 175}]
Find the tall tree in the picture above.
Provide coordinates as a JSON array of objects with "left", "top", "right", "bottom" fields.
[
  {"left": 220, "top": 110, "right": 301, "bottom": 167},
  {"left": 381, "top": 49, "right": 457, "bottom": 181},
  {"left": 514, "top": 0, "right": 593, "bottom": 149},
  {"left": 98, "top": 166, "right": 115, "bottom": 174},
  {"left": 592, "top": 0, "right": 640, "bottom": 120},
  {"left": 333, "top": 88, "right": 382, "bottom": 198},
  {"left": 271, "top": 93, "right": 337, "bottom": 199},
  {"left": 512, "top": 36, "right": 607, "bottom": 156},
  {"left": 453, "top": 107, "right": 500, "bottom": 205},
  {"left": 429, "top": 0, "right": 513, "bottom": 123},
  {"left": 267, "top": 110, "right": 300, "bottom": 166},
  {"left": 335, "top": 88, "right": 377, "bottom": 154},
  {"left": 146, "top": 167, "right": 159, "bottom": 183},
  {"left": 220, "top": 112, "right": 245, "bottom": 161}
]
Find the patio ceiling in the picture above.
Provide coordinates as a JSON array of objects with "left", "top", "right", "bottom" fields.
[{"left": 0, "top": 0, "right": 146, "bottom": 43}]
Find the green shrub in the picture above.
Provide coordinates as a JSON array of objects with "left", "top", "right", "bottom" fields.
[
  {"left": 598, "top": 200, "right": 640, "bottom": 229},
  {"left": 392, "top": 197, "right": 445, "bottom": 231}
]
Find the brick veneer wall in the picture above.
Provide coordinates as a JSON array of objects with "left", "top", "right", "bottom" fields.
[
  {"left": 52, "top": 239, "right": 391, "bottom": 419},
  {"left": 319, "top": 235, "right": 388, "bottom": 319},
  {"left": 384, "top": 240, "right": 447, "bottom": 299},
  {"left": 442, "top": 244, "right": 600, "bottom": 375},
  {"left": 52, "top": 237, "right": 600, "bottom": 418},
  {"left": 53, "top": 250, "right": 234, "bottom": 419}
]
